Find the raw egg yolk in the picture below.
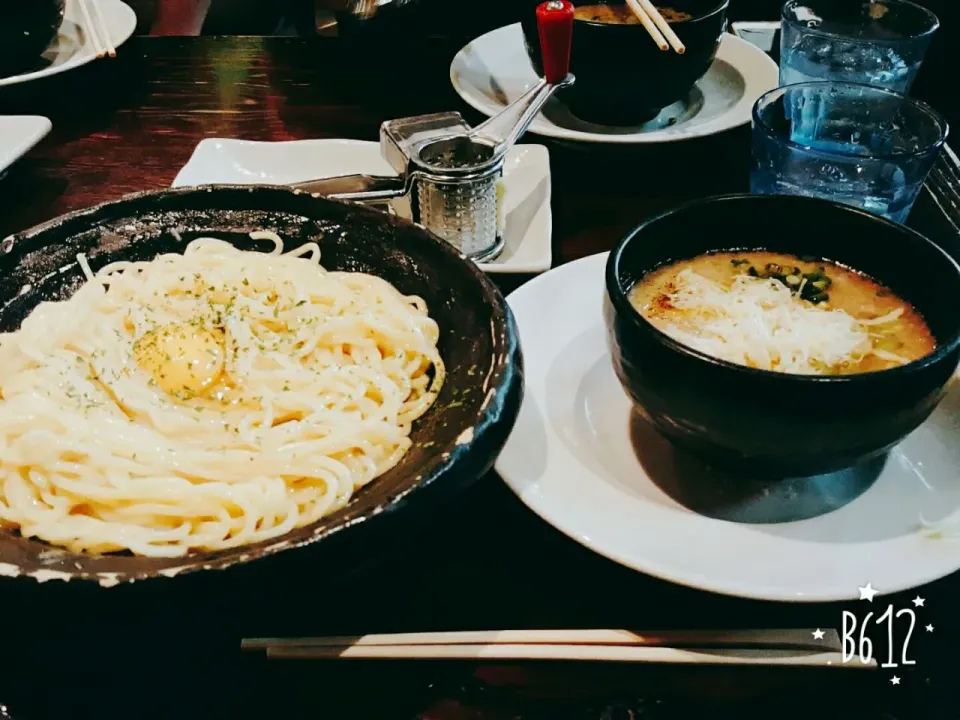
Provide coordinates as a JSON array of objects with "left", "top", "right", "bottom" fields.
[{"left": 135, "top": 323, "right": 224, "bottom": 397}]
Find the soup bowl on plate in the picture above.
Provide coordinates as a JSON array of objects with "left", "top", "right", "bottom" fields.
[
  {"left": 520, "top": 0, "right": 730, "bottom": 127},
  {"left": 0, "top": 0, "right": 65, "bottom": 78},
  {"left": 605, "top": 194, "right": 960, "bottom": 477}
]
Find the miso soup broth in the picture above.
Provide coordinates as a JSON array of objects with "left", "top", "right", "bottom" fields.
[
  {"left": 573, "top": 3, "right": 694, "bottom": 24},
  {"left": 628, "top": 251, "right": 935, "bottom": 375}
]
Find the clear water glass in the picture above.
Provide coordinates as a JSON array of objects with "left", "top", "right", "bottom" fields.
[
  {"left": 751, "top": 82, "right": 948, "bottom": 223},
  {"left": 780, "top": 0, "right": 939, "bottom": 92}
]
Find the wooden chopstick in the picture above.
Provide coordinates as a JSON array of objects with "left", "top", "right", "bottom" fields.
[
  {"left": 625, "top": 0, "right": 669, "bottom": 51},
  {"left": 243, "top": 628, "right": 841, "bottom": 653},
  {"left": 262, "top": 644, "right": 865, "bottom": 668},
  {"left": 90, "top": 0, "right": 117, "bottom": 57},
  {"left": 79, "top": 0, "right": 113, "bottom": 58},
  {"left": 244, "top": 630, "right": 871, "bottom": 668},
  {"left": 78, "top": 0, "right": 105, "bottom": 58},
  {"left": 637, "top": 0, "right": 686, "bottom": 54}
]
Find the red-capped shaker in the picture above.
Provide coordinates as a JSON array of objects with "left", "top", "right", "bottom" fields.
[
  {"left": 536, "top": 0, "right": 574, "bottom": 84},
  {"left": 467, "top": 0, "right": 575, "bottom": 153}
]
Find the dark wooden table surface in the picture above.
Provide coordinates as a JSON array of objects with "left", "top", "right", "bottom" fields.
[{"left": 0, "top": 33, "right": 958, "bottom": 720}]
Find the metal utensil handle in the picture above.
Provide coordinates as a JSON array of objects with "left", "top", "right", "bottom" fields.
[
  {"left": 467, "top": 0, "right": 575, "bottom": 153},
  {"left": 291, "top": 174, "right": 408, "bottom": 202}
]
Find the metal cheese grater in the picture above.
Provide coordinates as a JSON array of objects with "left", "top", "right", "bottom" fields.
[{"left": 294, "top": 0, "right": 575, "bottom": 262}]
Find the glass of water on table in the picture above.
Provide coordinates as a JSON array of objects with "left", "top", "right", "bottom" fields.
[
  {"left": 751, "top": 82, "right": 947, "bottom": 222},
  {"left": 780, "top": 0, "right": 939, "bottom": 92}
]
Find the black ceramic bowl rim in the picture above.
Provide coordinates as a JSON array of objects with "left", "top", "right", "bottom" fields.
[
  {"left": 0, "top": 184, "right": 521, "bottom": 584},
  {"left": 574, "top": 0, "right": 729, "bottom": 29},
  {"left": 606, "top": 193, "right": 960, "bottom": 385},
  {"left": 752, "top": 81, "right": 949, "bottom": 163},
  {"left": 781, "top": 0, "right": 939, "bottom": 43}
]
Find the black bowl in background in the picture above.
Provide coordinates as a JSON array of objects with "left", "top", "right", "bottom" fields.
[
  {"left": 0, "top": 0, "right": 65, "bottom": 78},
  {"left": 605, "top": 194, "right": 960, "bottom": 476},
  {"left": 0, "top": 185, "right": 523, "bottom": 585},
  {"left": 520, "top": 0, "right": 729, "bottom": 127}
]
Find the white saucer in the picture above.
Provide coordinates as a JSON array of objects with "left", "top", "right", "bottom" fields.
[
  {"left": 0, "top": 0, "right": 137, "bottom": 88},
  {"left": 173, "top": 138, "right": 553, "bottom": 274},
  {"left": 0, "top": 117, "right": 52, "bottom": 178},
  {"left": 495, "top": 253, "right": 960, "bottom": 602},
  {"left": 450, "top": 25, "right": 779, "bottom": 144}
]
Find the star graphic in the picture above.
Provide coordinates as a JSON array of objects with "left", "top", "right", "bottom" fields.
[
  {"left": 912, "top": 596, "right": 925, "bottom": 607},
  {"left": 891, "top": 676, "right": 901, "bottom": 685},
  {"left": 926, "top": 624, "right": 934, "bottom": 632},
  {"left": 812, "top": 629, "right": 825, "bottom": 640},
  {"left": 858, "top": 583, "right": 878, "bottom": 602}
]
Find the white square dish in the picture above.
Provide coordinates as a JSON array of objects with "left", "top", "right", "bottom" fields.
[
  {"left": 0, "top": 116, "right": 52, "bottom": 178},
  {"left": 173, "top": 138, "right": 553, "bottom": 274}
]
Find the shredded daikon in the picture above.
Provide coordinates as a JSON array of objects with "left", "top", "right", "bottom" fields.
[
  {"left": 649, "top": 269, "right": 902, "bottom": 374},
  {"left": 859, "top": 307, "right": 905, "bottom": 326}
]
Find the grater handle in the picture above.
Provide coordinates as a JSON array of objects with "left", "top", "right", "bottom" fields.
[
  {"left": 465, "top": 1, "right": 575, "bottom": 153},
  {"left": 537, "top": 0, "right": 574, "bottom": 84},
  {"left": 291, "top": 174, "right": 409, "bottom": 202}
]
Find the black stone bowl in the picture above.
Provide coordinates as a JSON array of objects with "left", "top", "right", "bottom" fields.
[
  {"left": 605, "top": 194, "right": 960, "bottom": 476},
  {"left": 0, "top": 185, "right": 522, "bottom": 585},
  {"left": 520, "top": 0, "right": 729, "bottom": 127},
  {"left": 0, "top": 0, "right": 65, "bottom": 78}
]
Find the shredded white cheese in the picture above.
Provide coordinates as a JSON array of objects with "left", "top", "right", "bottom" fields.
[
  {"left": 858, "top": 307, "right": 904, "bottom": 326},
  {"left": 649, "top": 269, "right": 886, "bottom": 374}
]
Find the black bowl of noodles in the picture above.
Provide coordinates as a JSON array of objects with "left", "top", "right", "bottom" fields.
[
  {"left": 605, "top": 194, "right": 960, "bottom": 476},
  {"left": 0, "top": 185, "right": 522, "bottom": 586}
]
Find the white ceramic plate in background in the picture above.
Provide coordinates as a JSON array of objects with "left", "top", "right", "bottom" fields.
[
  {"left": 730, "top": 20, "right": 781, "bottom": 53},
  {"left": 173, "top": 138, "right": 553, "bottom": 274},
  {"left": 0, "top": 0, "right": 137, "bottom": 88},
  {"left": 450, "top": 26, "right": 779, "bottom": 145},
  {"left": 495, "top": 252, "right": 960, "bottom": 602},
  {"left": 0, "top": 117, "right": 53, "bottom": 177}
]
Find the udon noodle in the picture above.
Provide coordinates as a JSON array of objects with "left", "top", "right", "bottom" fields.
[{"left": 0, "top": 232, "right": 445, "bottom": 557}]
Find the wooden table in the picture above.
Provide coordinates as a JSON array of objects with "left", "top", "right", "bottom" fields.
[{"left": 0, "top": 36, "right": 958, "bottom": 720}]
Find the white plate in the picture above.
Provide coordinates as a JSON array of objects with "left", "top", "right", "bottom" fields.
[
  {"left": 173, "top": 138, "right": 553, "bottom": 274},
  {"left": 730, "top": 21, "right": 781, "bottom": 54},
  {"left": 450, "top": 25, "right": 779, "bottom": 145},
  {"left": 0, "top": 117, "right": 53, "bottom": 177},
  {"left": 0, "top": 0, "right": 137, "bottom": 88},
  {"left": 495, "top": 253, "right": 960, "bottom": 602}
]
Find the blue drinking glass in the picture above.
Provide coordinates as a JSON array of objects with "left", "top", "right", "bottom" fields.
[
  {"left": 780, "top": 0, "right": 939, "bottom": 92},
  {"left": 751, "top": 82, "right": 948, "bottom": 223}
]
